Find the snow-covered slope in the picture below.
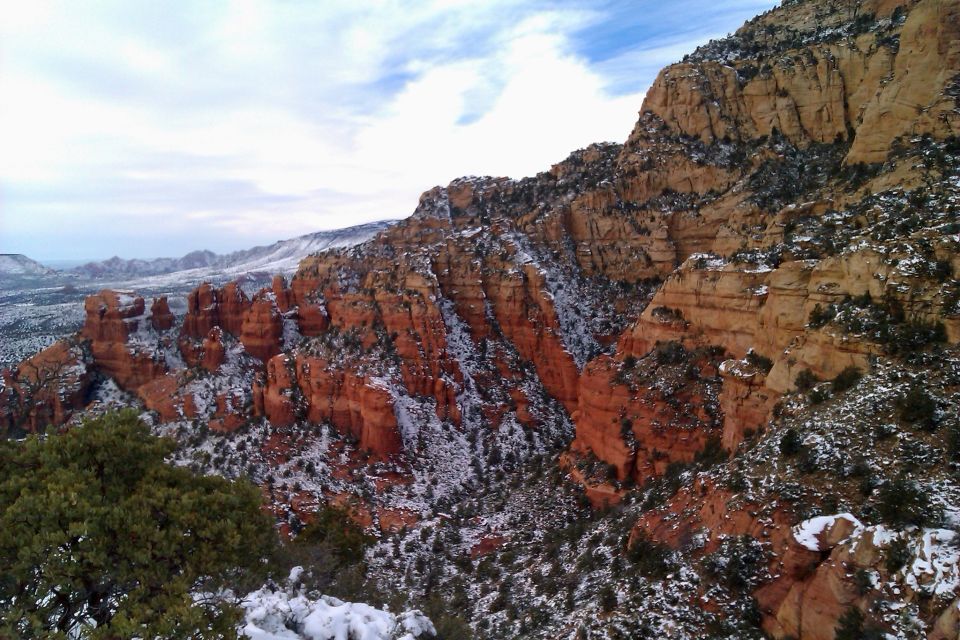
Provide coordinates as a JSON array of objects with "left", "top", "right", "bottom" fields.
[
  {"left": 0, "top": 254, "right": 56, "bottom": 276},
  {"left": 71, "top": 221, "right": 395, "bottom": 280}
]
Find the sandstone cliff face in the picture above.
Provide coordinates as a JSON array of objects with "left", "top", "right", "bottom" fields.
[
  {"left": 718, "top": 358, "right": 778, "bottom": 452},
  {"left": 637, "top": 0, "right": 959, "bottom": 165},
  {"left": 240, "top": 295, "right": 284, "bottom": 363},
  {"left": 138, "top": 374, "right": 193, "bottom": 423},
  {"left": 554, "top": 1, "right": 960, "bottom": 634},
  {"left": 201, "top": 327, "right": 226, "bottom": 372},
  {"left": 847, "top": 0, "right": 960, "bottom": 162},
  {"left": 181, "top": 281, "right": 285, "bottom": 362},
  {"left": 569, "top": 224, "right": 958, "bottom": 477},
  {"left": 150, "top": 297, "right": 175, "bottom": 331},
  {"left": 81, "top": 290, "right": 172, "bottom": 390},
  {"left": 0, "top": 339, "right": 92, "bottom": 434},
  {"left": 569, "top": 346, "right": 723, "bottom": 489}
]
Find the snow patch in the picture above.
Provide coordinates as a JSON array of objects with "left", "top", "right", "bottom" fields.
[
  {"left": 240, "top": 569, "right": 435, "bottom": 640},
  {"left": 792, "top": 513, "right": 863, "bottom": 551}
]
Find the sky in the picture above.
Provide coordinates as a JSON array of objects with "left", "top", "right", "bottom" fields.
[{"left": 0, "top": 0, "right": 776, "bottom": 261}]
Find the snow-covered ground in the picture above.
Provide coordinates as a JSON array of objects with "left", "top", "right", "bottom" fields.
[{"left": 241, "top": 569, "right": 435, "bottom": 640}]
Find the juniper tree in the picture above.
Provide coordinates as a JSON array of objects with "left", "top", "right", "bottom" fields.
[{"left": 0, "top": 410, "right": 276, "bottom": 639}]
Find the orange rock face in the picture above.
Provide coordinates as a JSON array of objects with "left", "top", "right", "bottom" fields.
[
  {"left": 82, "top": 290, "right": 144, "bottom": 343},
  {"left": 81, "top": 290, "right": 170, "bottom": 391},
  {"left": 138, "top": 374, "right": 186, "bottom": 422},
  {"left": 484, "top": 262, "right": 579, "bottom": 415},
  {"left": 293, "top": 258, "right": 465, "bottom": 426},
  {"left": 470, "top": 534, "right": 508, "bottom": 559},
  {"left": 718, "top": 358, "right": 778, "bottom": 451},
  {"left": 272, "top": 275, "right": 295, "bottom": 313},
  {"left": 89, "top": 342, "right": 167, "bottom": 391},
  {"left": 181, "top": 282, "right": 283, "bottom": 363},
  {"left": 570, "top": 347, "right": 724, "bottom": 485},
  {"left": 181, "top": 283, "right": 221, "bottom": 339},
  {"left": 0, "top": 340, "right": 93, "bottom": 434},
  {"left": 150, "top": 297, "right": 175, "bottom": 331},
  {"left": 262, "top": 353, "right": 402, "bottom": 460},
  {"left": 378, "top": 508, "right": 419, "bottom": 533},
  {"left": 261, "top": 355, "right": 298, "bottom": 427},
  {"left": 217, "top": 282, "right": 251, "bottom": 337},
  {"left": 208, "top": 393, "right": 247, "bottom": 433},
  {"left": 629, "top": 477, "right": 821, "bottom": 635},
  {"left": 181, "top": 282, "right": 251, "bottom": 339},
  {"left": 240, "top": 296, "right": 283, "bottom": 363},
  {"left": 201, "top": 327, "right": 226, "bottom": 372},
  {"left": 1, "top": 1, "right": 956, "bottom": 637}
]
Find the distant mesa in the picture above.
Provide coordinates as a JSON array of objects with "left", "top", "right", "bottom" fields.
[{"left": 0, "top": 254, "right": 57, "bottom": 277}]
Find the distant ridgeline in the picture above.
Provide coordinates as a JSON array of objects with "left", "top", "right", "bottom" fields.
[{"left": 0, "top": 254, "right": 56, "bottom": 276}]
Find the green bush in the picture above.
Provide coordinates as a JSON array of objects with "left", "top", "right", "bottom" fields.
[
  {"left": 835, "top": 607, "right": 885, "bottom": 640},
  {"left": 834, "top": 607, "right": 864, "bottom": 640},
  {"left": 947, "top": 424, "right": 960, "bottom": 461},
  {"left": 421, "top": 594, "right": 474, "bottom": 640},
  {"left": 875, "top": 477, "right": 938, "bottom": 527},
  {"left": 745, "top": 350, "right": 774, "bottom": 373},
  {"left": 831, "top": 366, "right": 863, "bottom": 393},
  {"left": 885, "top": 317, "right": 948, "bottom": 354},
  {"left": 296, "top": 504, "right": 373, "bottom": 561},
  {"left": 933, "top": 260, "right": 954, "bottom": 282},
  {"left": 795, "top": 369, "right": 819, "bottom": 391},
  {"left": 808, "top": 303, "right": 836, "bottom": 328},
  {"left": 885, "top": 537, "right": 911, "bottom": 574},
  {"left": 854, "top": 568, "right": 873, "bottom": 595},
  {"left": 896, "top": 385, "right": 938, "bottom": 428},
  {"left": 598, "top": 584, "right": 618, "bottom": 612},
  {"left": 654, "top": 340, "right": 687, "bottom": 365},
  {"left": 703, "top": 536, "right": 766, "bottom": 592},
  {"left": 626, "top": 532, "right": 672, "bottom": 578},
  {"left": 695, "top": 434, "right": 726, "bottom": 466},
  {"left": 779, "top": 428, "right": 803, "bottom": 456},
  {"left": 0, "top": 410, "right": 276, "bottom": 639}
]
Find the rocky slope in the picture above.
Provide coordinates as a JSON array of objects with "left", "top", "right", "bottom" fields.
[{"left": 3, "top": 0, "right": 960, "bottom": 638}]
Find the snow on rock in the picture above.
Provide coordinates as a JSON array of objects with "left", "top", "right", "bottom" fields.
[
  {"left": 792, "top": 513, "right": 863, "bottom": 551},
  {"left": 794, "top": 515, "right": 960, "bottom": 599},
  {"left": 905, "top": 529, "right": 960, "bottom": 598},
  {"left": 240, "top": 570, "right": 435, "bottom": 640}
]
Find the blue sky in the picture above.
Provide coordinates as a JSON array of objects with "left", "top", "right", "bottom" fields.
[{"left": 0, "top": 0, "right": 776, "bottom": 261}]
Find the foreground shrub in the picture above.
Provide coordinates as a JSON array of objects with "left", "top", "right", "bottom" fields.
[{"left": 0, "top": 410, "right": 276, "bottom": 638}]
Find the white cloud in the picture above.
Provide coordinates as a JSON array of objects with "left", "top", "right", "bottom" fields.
[{"left": 353, "top": 23, "right": 643, "bottom": 184}]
